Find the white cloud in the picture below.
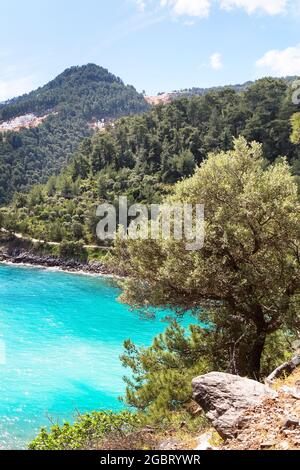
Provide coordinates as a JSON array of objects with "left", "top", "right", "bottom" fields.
[
  {"left": 135, "top": 0, "right": 146, "bottom": 11},
  {"left": 160, "top": 0, "right": 211, "bottom": 17},
  {"left": 210, "top": 52, "right": 223, "bottom": 70},
  {"left": 220, "top": 0, "right": 288, "bottom": 15},
  {"left": 0, "top": 76, "right": 35, "bottom": 102},
  {"left": 137, "top": 0, "right": 291, "bottom": 17},
  {"left": 256, "top": 44, "right": 300, "bottom": 75}
]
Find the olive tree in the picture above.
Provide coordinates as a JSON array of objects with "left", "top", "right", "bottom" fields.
[{"left": 114, "top": 138, "right": 300, "bottom": 379}]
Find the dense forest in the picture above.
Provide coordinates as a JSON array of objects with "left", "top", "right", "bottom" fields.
[
  {"left": 2, "top": 76, "right": 299, "bottom": 245},
  {"left": 177, "top": 75, "right": 297, "bottom": 97},
  {"left": 0, "top": 64, "right": 148, "bottom": 202}
]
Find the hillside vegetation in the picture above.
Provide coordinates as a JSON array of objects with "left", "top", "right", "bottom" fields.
[
  {"left": 2, "top": 77, "right": 300, "bottom": 245},
  {"left": 4, "top": 76, "right": 298, "bottom": 451},
  {"left": 0, "top": 64, "right": 148, "bottom": 202}
]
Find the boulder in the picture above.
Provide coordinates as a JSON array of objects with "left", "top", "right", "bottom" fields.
[{"left": 192, "top": 372, "right": 276, "bottom": 438}]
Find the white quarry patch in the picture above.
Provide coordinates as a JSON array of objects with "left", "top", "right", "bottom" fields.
[{"left": 0, "top": 112, "right": 51, "bottom": 132}]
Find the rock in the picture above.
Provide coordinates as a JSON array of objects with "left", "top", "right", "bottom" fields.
[
  {"left": 195, "top": 432, "right": 217, "bottom": 450},
  {"left": 158, "top": 438, "right": 181, "bottom": 450},
  {"left": 140, "top": 426, "right": 155, "bottom": 434},
  {"left": 0, "top": 246, "right": 115, "bottom": 276},
  {"left": 192, "top": 372, "right": 276, "bottom": 439},
  {"left": 260, "top": 440, "right": 276, "bottom": 449},
  {"left": 281, "top": 417, "right": 300, "bottom": 430},
  {"left": 279, "top": 385, "right": 300, "bottom": 399},
  {"left": 278, "top": 440, "right": 290, "bottom": 450}
]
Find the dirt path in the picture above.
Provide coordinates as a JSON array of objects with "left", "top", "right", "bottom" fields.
[{"left": 0, "top": 228, "right": 112, "bottom": 251}]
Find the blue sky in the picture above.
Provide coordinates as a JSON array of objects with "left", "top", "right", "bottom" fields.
[{"left": 0, "top": 0, "right": 300, "bottom": 100}]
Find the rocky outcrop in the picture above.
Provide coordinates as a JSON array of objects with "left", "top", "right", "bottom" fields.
[
  {"left": 0, "top": 247, "right": 116, "bottom": 276},
  {"left": 220, "top": 388, "right": 300, "bottom": 450},
  {"left": 192, "top": 372, "right": 276, "bottom": 438}
]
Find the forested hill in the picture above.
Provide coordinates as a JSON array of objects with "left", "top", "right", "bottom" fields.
[
  {"left": 0, "top": 64, "right": 148, "bottom": 203},
  {"left": 3, "top": 77, "right": 300, "bottom": 245},
  {"left": 176, "top": 76, "right": 297, "bottom": 98}
]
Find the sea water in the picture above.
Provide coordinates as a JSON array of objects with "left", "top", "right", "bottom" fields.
[{"left": 0, "top": 264, "right": 183, "bottom": 449}]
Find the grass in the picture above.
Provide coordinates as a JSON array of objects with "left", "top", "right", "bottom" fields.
[{"left": 272, "top": 364, "right": 300, "bottom": 390}]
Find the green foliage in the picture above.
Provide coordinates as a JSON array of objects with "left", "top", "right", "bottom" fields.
[
  {"left": 291, "top": 112, "right": 300, "bottom": 145},
  {"left": 120, "top": 320, "right": 297, "bottom": 428},
  {"left": 115, "top": 137, "right": 300, "bottom": 378},
  {"left": 260, "top": 329, "right": 295, "bottom": 378},
  {"left": 0, "top": 64, "right": 148, "bottom": 203},
  {"left": 4, "top": 77, "right": 300, "bottom": 244},
  {"left": 58, "top": 240, "right": 88, "bottom": 261},
  {"left": 121, "top": 321, "right": 212, "bottom": 423},
  {"left": 81, "top": 78, "right": 299, "bottom": 184},
  {"left": 28, "top": 410, "right": 138, "bottom": 450}
]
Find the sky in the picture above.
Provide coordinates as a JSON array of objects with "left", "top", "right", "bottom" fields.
[{"left": 0, "top": 0, "right": 300, "bottom": 100}]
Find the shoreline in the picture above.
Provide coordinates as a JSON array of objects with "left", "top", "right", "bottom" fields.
[
  {"left": 0, "top": 259, "right": 122, "bottom": 279},
  {"left": 0, "top": 247, "right": 123, "bottom": 279}
]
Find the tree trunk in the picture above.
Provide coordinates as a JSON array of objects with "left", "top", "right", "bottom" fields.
[{"left": 249, "top": 329, "right": 267, "bottom": 380}]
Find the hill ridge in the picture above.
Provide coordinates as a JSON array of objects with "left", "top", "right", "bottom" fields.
[{"left": 0, "top": 64, "right": 148, "bottom": 202}]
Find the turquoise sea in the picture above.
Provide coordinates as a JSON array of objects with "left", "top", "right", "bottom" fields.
[{"left": 0, "top": 264, "right": 176, "bottom": 449}]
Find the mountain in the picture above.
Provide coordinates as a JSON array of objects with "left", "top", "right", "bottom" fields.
[{"left": 0, "top": 64, "right": 148, "bottom": 203}]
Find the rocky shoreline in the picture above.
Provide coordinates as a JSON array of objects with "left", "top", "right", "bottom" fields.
[{"left": 0, "top": 246, "right": 117, "bottom": 277}]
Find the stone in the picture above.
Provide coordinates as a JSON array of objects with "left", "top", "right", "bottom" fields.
[
  {"left": 195, "top": 432, "right": 217, "bottom": 450},
  {"left": 260, "top": 440, "right": 276, "bottom": 449},
  {"left": 158, "top": 438, "right": 180, "bottom": 450},
  {"left": 280, "top": 386, "right": 300, "bottom": 399},
  {"left": 0, "top": 246, "right": 114, "bottom": 276},
  {"left": 281, "top": 417, "right": 300, "bottom": 430},
  {"left": 278, "top": 440, "right": 290, "bottom": 450},
  {"left": 192, "top": 372, "right": 276, "bottom": 439}
]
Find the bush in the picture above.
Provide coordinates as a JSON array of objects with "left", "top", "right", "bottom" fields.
[
  {"left": 58, "top": 240, "right": 88, "bottom": 261},
  {"left": 29, "top": 411, "right": 138, "bottom": 450},
  {"left": 120, "top": 322, "right": 211, "bottom": 424}
]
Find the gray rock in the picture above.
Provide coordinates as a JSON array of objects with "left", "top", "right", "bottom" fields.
[
  {"left": 278, "top": 440, "right": 290, "bottom": 450},
  {"left": 192, "top": 372, "right": 276, "bottom": 439},
  {"left": 281, "top": 417, "right": 300, "bottom": 430},
  {"left": 158, "top": 438, "right": 181, "bottom": 450},
  {"left": 279, "top": 385, "right": 300, "bottom": 399},
  {"left": 260, "top": 440, "right": 276, "bottom": 449},
  {"left": 0, "top": 246, "right": 115, "bottom": 276},
  {"left": 195, "top": 432, "right": 217, "bottom": 450}
]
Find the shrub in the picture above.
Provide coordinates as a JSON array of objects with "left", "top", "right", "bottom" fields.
[
  {"left": 58, "top": 240, "right": 88, "bottom": 261},
  {"left": 29, "top": 411, "right": 138, "bottom": 450},
  {"left": 120, "top": 321, "right": 211, "bottom": 424}
]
